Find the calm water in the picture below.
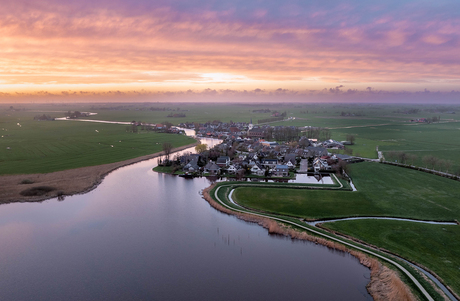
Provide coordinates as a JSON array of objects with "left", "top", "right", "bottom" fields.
[{"left": 0, "top": 138, "right": 371, "bottom": 300}]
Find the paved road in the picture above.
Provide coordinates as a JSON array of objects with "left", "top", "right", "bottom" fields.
[{"left": 299, "top": 159, "right": 309, "bottom": 172}]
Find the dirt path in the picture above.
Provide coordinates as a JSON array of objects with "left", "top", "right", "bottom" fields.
[{"left": 0, "top": 141, "right": 198, "bottom": 204}]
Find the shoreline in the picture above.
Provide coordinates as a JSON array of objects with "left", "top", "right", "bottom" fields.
[
  {"left": 202, "top": 184, "right": 418, "bottom": 301},
  {"left": 0, "top": 141, "right": 199, "bottom": 204}
]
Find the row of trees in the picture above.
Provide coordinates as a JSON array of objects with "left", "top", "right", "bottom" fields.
[
  {"left": 264, "top": 127, "right": 301, "bottom": 142},
  {"left": 428, "top": 116, "right": 441, "bottom": 123},
  {"left": 65, "top": 111, "right": 84, "bottom": 119},
  {"left": 303, "top": 127, "right": 332, "bottom": 141},
  {"left": 385, "top": 151, "right": 455, "bottom": 173},
  {"left": 126, "top": 121, "right": 174, "bottom": 133},
  {"left": 257, "top": 117, "right": 283, "bottom": 124}
]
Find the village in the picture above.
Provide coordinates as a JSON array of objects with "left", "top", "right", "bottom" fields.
[{"left": 157, "top": 121, "right": 356, "bottom": 179}]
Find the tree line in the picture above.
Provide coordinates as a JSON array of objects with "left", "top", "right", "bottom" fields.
[{"left": 385, "top": 151, "right": 456, "bottom": 174}]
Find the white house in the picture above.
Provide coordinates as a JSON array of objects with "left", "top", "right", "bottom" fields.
[{"left": 251, "top": 163, "right": 265, "bottom": 176}]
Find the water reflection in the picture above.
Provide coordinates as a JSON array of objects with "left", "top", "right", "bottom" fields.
[{"left": 0, "top": 137, "right": 371, "bottom": 300}]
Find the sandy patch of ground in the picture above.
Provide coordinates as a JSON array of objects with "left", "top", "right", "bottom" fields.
[{"left": 0, "top": 142, "right": 198, "bottom": 204}]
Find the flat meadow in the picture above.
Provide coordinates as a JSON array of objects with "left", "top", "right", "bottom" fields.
[
  {"left": 0, "top": 108, "right": 195, "bottom": 175},
  {"left": 2, "top": 102, "right": 460, "bottom": 174},
  {"left": 233, "top": 162, "right": 460, "bottom": 221}
]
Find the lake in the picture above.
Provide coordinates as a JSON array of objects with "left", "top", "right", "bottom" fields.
[{"left": 0, "top": 137, "right": 372, "bottom": 300}]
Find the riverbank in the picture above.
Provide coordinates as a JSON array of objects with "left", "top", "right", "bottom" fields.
[
  {"left": 0, "top": 141, "right": 199, "bottom": 204},
  {"left": 201, "top": 184, "right": 417, "bottom": 301}
]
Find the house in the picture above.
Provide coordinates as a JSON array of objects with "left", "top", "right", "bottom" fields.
[
  {"left": 227, "top": 164, "right": 238, "bottom": 174},
  {"left": 247, "top": 128, "right": 264, "bottom": 138},
  {"left": 248, "top": 152, "right": 258, "bottom": 161},
  {"left": 323, "top": 139, "right": 344, "bottom": 149},
  {"left": 204, "top": 162, "right": 221, "bottom": 175},
  {"left": 335, "top": 154, "right": 353, "bottom": 162},
  {"left": 183, "top": 160, "right": 200, "bottom": 173},
  {"left": 251, "top": 163, "right": 265, "bottom": 176},
  {"left": 261, "top": 159, "right": 278, "bottom": 169},
  {"left": 304, "top": 146, "right": 328, "bottom": 158},
  {"left": 285, "top": 160, "right": 295, "bottom": 169},
  {"left": 313, "top": 158, "right": 332, "bottom": 172},
  {"left": 216, "top": 156, "right": 230, "bottom": 167},
  {"left": 274, "top": 165, "right": 289, "bottom": 177},
  {"left": 284, "top": 153, "right": 296, "bottom": 165},
  {"left": 181, "top": 153, "right": 201, "bottom": 165},
  {"left": 260, "top": 141, "right": 279, "bottom": 147},
  {"left": 229, "top": 127, "right": 240, "bottom": 135}
]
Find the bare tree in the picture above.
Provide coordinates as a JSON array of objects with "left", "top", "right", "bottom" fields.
[
  {"left": 335, "top": 160, "right": 348, "bottom": 176},
  {"left": 346, "top": 134, "right": 356, "bottom": 145},
  {"left": 406, "top": 153, "right": 418, "bottom": 165},
  {"left": 423, "top": 155, "right": 438, "bottom": 169},
  {"left": 162, "top": 142, "right": 173, "bottom": 160},
  {"left": 344, "top": 147, "right": 353, "bottom": 155},
  {"left": 162, "top": 121, "right": 173, "bottom": 130},
  {"left": 397, "top": 152, "right": 407, "bottom": 164},
  {"left": 445, "top": 160, "right": 453, "bottom": 173},
  {"left": 431, "top": 156, "right": 440, "bottom": 170}
]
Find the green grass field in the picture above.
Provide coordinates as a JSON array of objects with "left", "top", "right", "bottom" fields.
[
  {"left": 323, "top": 220, "right": 460, "bottom": 297},
  {"left": 232, "top": 162, "right": 460, "bottom": 297},
  {"left": 233, "top": 162, "right": 460, "bottom": 221},
  {"left": 2, "top": 102, "right": 460, "bottom": 174},
  {"left": 0, "top": 110, "right": 195, "bottom": 174},
  {"left": 91, "top": 104, "right": 460, "bottom": 169}
]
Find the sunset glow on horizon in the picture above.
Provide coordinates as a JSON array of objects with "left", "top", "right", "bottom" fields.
[{"left": 1, "top": 0, "right": 460, "bottom": 102}]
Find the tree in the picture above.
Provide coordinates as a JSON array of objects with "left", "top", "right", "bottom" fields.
[
  {"left": 406, "top": 153, "right": 418, "bottom": 165},
  {"left": 336, "top": 160, "right": 348, "bottom": 176},
  {"left": 318, "top": 128, "right": 331, "bottom": 141},
  {"left": 344, "top": 147, "right": 353, "bottom": 155},
  {"left": 195, "top": 144, "right": 207, "bottom": 154},
  {"left": 162, "top": 142, "right": 173, "bottom": 160},
  {"left": 397, "top": 152, "right": 407, "bottom": 164},
  {"left": 445, "top": 160, "right": 453, "bottom": 173},
  {"left": 346, "top": 134, "right": 356, "bottom": 145},
  {"left": 422, "top": 155, "right": 437, "bottom": 169},
  {"left": 235, "top": 169, "right": 244, "bottom": 181},
  {"left": 422, "top": 155, "right": 431, "bottom": 168},
  {"left": 163, "top": 121, "right": 173, "bottom": 130}
]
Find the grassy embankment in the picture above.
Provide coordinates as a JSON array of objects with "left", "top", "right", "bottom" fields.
[
  {"left": 232, "top": 162, "right": 460, "bottom": 296},
  {"left": 323, "top": 220, "right": 460, "bottom": 298},
  {"left": 0, "top": 110, "right": 195, "bottom": 175}
]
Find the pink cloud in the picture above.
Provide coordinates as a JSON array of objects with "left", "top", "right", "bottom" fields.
[{"left": 0, "top": 0, "right": 459, "bottom": 95}]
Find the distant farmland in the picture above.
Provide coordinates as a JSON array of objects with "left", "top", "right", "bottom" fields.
[{"left": 0, "top": 110, "right": 195, "bottom": 175}]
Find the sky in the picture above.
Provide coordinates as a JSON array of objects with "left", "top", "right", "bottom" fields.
[{"left": 1, "top": 0, "right": 460, "bottom": 102}]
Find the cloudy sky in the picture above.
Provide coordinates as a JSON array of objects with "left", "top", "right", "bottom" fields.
[{"left": 1, "top": 0, "right": 459, "bottom": 102}]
